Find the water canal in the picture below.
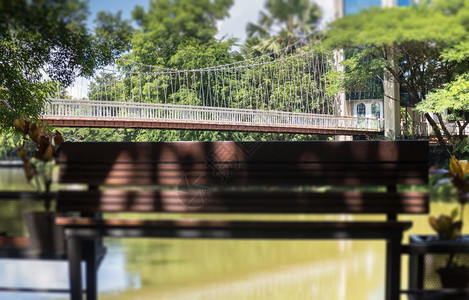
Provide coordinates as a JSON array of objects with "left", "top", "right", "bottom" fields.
[{"left": 0, "top": 167, "right": 466, "bottom": 300}]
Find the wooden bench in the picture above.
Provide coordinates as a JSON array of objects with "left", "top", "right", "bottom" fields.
[{"left": 55, "top": 141, "right": 429, "bottom": 300}]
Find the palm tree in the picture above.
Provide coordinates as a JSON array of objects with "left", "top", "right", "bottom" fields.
[{"left": 244, "top": 0, "right": 321, "bottom": 55}]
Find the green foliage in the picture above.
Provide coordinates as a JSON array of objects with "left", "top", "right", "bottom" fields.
[
  {"left": 416, "top": 73, "right": 469, "bottom": 114},
  {"left": 454, "top": 139, "right": 469, "bottom": 157},
  {"left": 425, "top": 0, "right": 469, "bottom": 15},
  {"left": 0, "top": 130, "right": 23, "bottom": 160},
  {"left": 135, "top": 129, "right": 321, "bottom": 142},
  {"left": 168, "top": 41, "right": 240, "bottom": 70},
  {"left": 327, "top": 7, "right": 465, "bottom": 48},
  {"left": 57, "top": 127, "right": 322, "bottom": 144},
  {"left": 415, "top": 73, "right": 469, "bottom": 138},
  {"left": 129, "top": 0, "right": 234, "bottom": 66},
  {"left": 88, "top": 73, "right": 122, "bottom": 101},
  {"left": 429, "top": 209, "right": 462, "bottom": 240},
  {"left": 325, "top": 6, "right": 468, "bottom": 103},
  {"left": 94, "top": 11, "right": 134, "bottom": 63},
  {"left": 0, "top": 0, "right": 132, "bottom": 128},
  {"left": 244, "top": 0, "right": 321, "bottom": 55},
  {"left": 59, "top": 127, "right": 138, "bottom": 142}
]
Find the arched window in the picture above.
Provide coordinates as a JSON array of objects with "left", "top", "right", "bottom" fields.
[
  {"left": 371, "top": 102, "right": 380, "bottom": 118},
  {"left": 356, "top": 103, "right": 366, "bottom": 117}
]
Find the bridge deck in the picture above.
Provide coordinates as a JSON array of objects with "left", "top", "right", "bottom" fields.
[{"left": 42, "top": 99, "right": 384, "bottom": 135}]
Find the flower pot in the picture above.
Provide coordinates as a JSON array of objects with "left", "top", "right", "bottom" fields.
[
  {"left": 437, "top": 266, "right": 469, "bottom": 288},
  {"left": 24, "top": 212, "right": 65, "bottom": 255}
]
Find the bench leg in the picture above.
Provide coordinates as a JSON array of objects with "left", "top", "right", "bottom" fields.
[
  {"left": 84, "top": 240, "right": 98, "bottom": 300},
  {"left": 386, "top": 236, "right": 402, "bottom": 300},
  {"left": 68, "top": 236, "right": 83, "bottom": 300}
]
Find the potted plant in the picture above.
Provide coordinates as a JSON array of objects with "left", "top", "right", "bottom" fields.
[
  {"left": 428, "top": 156, "right": 469, "bottom": 288},
  {"left": 13, "top": 117, "right": 64, "bottom": 254}
]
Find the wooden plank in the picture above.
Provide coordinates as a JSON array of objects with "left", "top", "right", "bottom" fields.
[
  {"left": 0, "top": 237, "right": 29, "bottom": 247},
  {"left": 56, "top": 190, "right": 429, "bottom": 214},
  {"left": 58, "top": 163, "right": 428, "bottom": 185},
  {"left": 58, "top": 174, "right": 427, "bottom": 186},
  {"left": 56, "top": 218, "right": 413, "bottom": 231},
  {"left": 58, "top": 162, "right": 428, "bottom": 172},
  {"left": 57, "top": 141, "right": 429, "bottom": 185},
  {"left": 58, "top": 141, "right": 429, "bottom": 164}
]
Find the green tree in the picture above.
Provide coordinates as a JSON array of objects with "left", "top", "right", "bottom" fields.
[
  {"left": 130, "top": 0, "right": 234, "bottom": 66},
  {"left": 0, "top": 0, "right": 132, "bottom": 128},
  {"left": 244, "top": 0, "right": 321, "bottom": 55},
  {"left": 416, "top": 73, "right": 469, "bottom": 140},
  {"left": 324, "top": 2, "right": 469, "bottom": 155},
  {"left": 94, "top": 11, "right": 134, "bottom": 63}
]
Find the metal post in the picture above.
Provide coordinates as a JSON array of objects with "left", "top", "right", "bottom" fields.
[
  {"left": 386, "top": 235, "right": 402, "bottom": 300},
  {"left": 67, "top": 234, "right": 83, "bottom": 300},
  {"left": 408, "top": 252, "right": 425, "bottom": 300},
  {"left": 84, "top": 240, "right": 98, "bottom": 300}
]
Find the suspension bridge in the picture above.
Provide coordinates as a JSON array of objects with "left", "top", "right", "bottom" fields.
[{"left": 41, "top": 45, "right": 385, "bottom": 135}]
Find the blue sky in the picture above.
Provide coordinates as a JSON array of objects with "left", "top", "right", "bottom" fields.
[{"left": 87, "top": 0, "right": 334, "bottom": 42}]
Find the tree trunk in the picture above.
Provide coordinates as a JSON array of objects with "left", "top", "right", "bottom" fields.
[
  {"left": 460, "top": 120, "right": 469, "bottom": 139},
  {"left": 436, "top": 113, "right": 454, "bottom": 148},
  {"left": 424, "top": 113, "right": 452, "bottom": 157}
]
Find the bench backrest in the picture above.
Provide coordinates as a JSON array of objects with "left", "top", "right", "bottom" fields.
[{"left": 56, "top": 141, "right": 429, "bottom": 218}]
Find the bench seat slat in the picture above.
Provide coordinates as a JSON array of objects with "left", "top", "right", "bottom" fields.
[
  {"left": 0, "top": 237, "right": 29, "bottom": 247},
  {"left": 58, "top": 141, "right": 429, "bottom": 164},
  {"left": 57, "top": 219, "right": 413, "bottom": 240},
  {"left": 59, "top": 162, "right": 428, "bottom": 170},
  {"left": 58, "top": 141, "right": 429, "bottom": 186},
  {"left": 59, "top": 177, "right": 427, "bottom": 186},
  {"left": 59, "top": 163, "right": 428, "bottom": 186},
  {"left": 59, "top": 171, "right": 428, "bottom": 186},
  {"left": 56, "top": 218, "right": 413, "bottom": 230},
  {"left": 56, "top": 191, "right": 429, "bottom": 214}
]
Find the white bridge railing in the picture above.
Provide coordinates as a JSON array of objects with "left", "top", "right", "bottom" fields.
[{"left": 42, "top": 99, "right": 384, "bottom": 132}]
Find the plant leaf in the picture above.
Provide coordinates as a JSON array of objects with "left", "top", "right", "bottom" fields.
[
  {"left": 43, "top": 144, "right": 54, "bottom": 161},
  {"left": 429, "top": 216, "right": 440, "bottom": 232},
  {"left": 450, "top": 208, "right": 459, "bottom": 219},
  {"left": 23, "top": 161, "right": 35, "bottom": 181},
  {"left": 34, "top": 136, "right": 50, "bottom": 161},
  {"left": 13, "top": 118, "right": 29, "bottom": 134},
  {"left": 53, "top": 131, "right": 64, "bottom": 147},
  {"left": 16, "top": 147, "right": 28, "bottom": 162},
  {"left": 28, "top": 122, "right": 39, "bottom": 143}
]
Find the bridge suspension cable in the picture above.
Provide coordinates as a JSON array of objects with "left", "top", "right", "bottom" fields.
[
  {"left": 46, "top": 43, "right": 384, "bottom": 133},
  {"left": 62, "top": 45, "right": 337, "bottom": 116}
]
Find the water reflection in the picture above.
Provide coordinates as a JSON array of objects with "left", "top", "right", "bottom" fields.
[
  {"left": 100, "top": 239, "right": 385, "bottom": 300},
  {"left": 0, "top": 259, "right": 67, "bottom": 300},
  {"left": 0, "top": 242, "right": 139, "bottom": 300}
]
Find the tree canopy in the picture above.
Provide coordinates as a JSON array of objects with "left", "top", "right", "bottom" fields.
[
  {"left": 129, "top": 0, "right": 234, "bottom": 67},
  {"left": 324, "top": 1, "right": 469, "bottom": 155},
  {"left": 416, "top": 73, "right": 469, "bottom": 139},
  {"left": 244, "top": 0, "right": 321, "bottom": 55},
  {"left": 0, "top": 0, "right": 132, "bottom": 128}
]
